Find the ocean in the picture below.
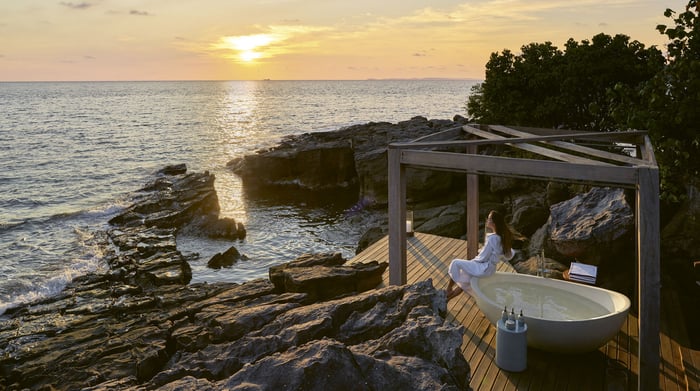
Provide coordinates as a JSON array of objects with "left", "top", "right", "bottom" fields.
[{"left": 0, "top": 79, "right": 477, "bottom": 315}]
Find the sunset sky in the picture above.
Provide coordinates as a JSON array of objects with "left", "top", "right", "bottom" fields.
[{"left": 0, "top": 0, "right": 689, "bottom": 81}]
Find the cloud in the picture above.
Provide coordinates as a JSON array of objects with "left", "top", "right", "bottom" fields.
[
  {"left": 59, "top": 2, "right": 93, "bottom": 10},
  {"left": 210, "top": 24, "right": 332, "bottom": 63}
]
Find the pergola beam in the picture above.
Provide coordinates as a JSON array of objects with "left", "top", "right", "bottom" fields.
[{"left": 401, "top": 149, "right": 639, "bottom": 186}]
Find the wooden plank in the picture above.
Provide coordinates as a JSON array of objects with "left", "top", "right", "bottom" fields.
[
  {"left": 401, "top": 149, "right": 640, "bottom": 186},
  {"left": 679, "top": 346, "right": 700, "bottom": 391},
  {"left": 489, "top": 125, "right": 648, "bottom": 166},
  {"left": 507, "top": 125, "right": 648, "bottom": 144},
  {"left": 465, "top": 125, "right": 614, "bottom": 166},
  {"left": 628, "top": 312, "right": 640, "bottom": 388},
  {"left": 660, "top": 330, "right": 683, "bottom": 390},
  {"left": 411, "top": 126, "right": 463, "bottom": 143},
  {"left": 600, "top": 311, "right": 632, "bottom": 390},
  {"left": 469, "top": 316, "right": 498, "bottom": 390},
  {"left": 660, "top": 286, "right": 697, "bottom": 391},
  {"left": 477, "top": 348, "right": 500, "bottom": 391}
]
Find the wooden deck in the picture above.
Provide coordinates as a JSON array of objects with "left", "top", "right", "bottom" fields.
[{"left": 350, "top": 232, "right": 700, "bottom": 390}]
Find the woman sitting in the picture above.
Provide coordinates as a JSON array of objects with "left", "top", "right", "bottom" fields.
[{"left": 446, "top": 210, "right": 514, "bottom": 302}]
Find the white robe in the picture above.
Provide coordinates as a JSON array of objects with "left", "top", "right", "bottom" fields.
[{"left": 448, "top": 233, "right": 514, "bottom": 292}]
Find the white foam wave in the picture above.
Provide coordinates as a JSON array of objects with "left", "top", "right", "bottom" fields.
[{"left": 0, "top": 248, "right": 105, "bottom": 317}]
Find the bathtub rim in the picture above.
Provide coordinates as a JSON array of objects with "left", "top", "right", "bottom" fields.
[{"left": 471, "top": 271, "right": 631, "bottom": 323}]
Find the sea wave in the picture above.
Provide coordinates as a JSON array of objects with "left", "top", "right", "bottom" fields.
[
  {"left": 0, "top": 200, "right": 127, "bottom": 234},
  {"left": 0, "top": 230, "right": 108, "bottom": 317}
]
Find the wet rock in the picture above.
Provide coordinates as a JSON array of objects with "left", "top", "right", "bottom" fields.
[
  {"left": 158, "top": 163, "right": 188, "bottom": 176},
  {"left": 207, "top": 246, "right": 247, "bottom": 269}
]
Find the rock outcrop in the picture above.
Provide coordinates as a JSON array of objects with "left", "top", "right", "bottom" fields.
[
  {"left": 0, "top": 166, "right": 470, "bottom": 391},
  {"left": 228, "top": 116, "right": 471, "bottom": 205},
  {"left": 547, "top": 187, "right": 634, "bottom": 265}
]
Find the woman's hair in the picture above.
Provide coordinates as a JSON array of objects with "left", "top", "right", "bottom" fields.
[{"left": 489, "top": 210, "right": 512, "bottom": 254}]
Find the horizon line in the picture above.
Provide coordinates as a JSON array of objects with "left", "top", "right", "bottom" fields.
[{"left": 0, "top": 77, "right": 483, "bottom": 83}]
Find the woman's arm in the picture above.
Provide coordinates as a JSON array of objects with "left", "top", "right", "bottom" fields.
[{"left": 474, "top": 234, "right": 500, "bottom": 263}]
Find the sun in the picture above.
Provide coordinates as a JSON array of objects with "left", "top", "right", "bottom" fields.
[
  {"left": 223, "top": 34, "right": 275, "bottom": 63},
  {"left": 239, "top": 50, "right": 261, "bottom": 62}
]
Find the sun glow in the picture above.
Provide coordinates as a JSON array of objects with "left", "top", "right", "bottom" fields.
[{"left": 222, "top": 34, "right": 276, "bottom": 63}]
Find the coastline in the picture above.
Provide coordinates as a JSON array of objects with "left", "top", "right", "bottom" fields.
[{"left": 0, "top": 165, "right": 467, "bottom": 390}]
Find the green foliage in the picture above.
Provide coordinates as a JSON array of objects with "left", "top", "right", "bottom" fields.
[
  {"left": 467, "top": 43, "right": 564, "bottom": 127},
  {"left": 616, "top": 1, "right": 700, "bottom": 203},
  {"left": 467, "top": 34, "right": 664, "bottom": 131}
]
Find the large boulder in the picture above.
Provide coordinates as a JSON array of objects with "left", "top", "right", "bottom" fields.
[
  {"left": 414, "top": 202, "right": 467, "bottom": 239},
  {"left": 269, "top": 252, "right": 388, "bottom": 301},
  {"left": 510, "top": 193, "right": 549, "bottom": 237},
  {"left": 547, "top": 187, "right": 634, "bottom": 265}
]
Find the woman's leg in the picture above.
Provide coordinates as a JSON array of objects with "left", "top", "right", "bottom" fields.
[
  {"left": 446, "top": 259, "right": 467, "bottom": 302},
  {"left": 446, "top": 280, "right": 463, "bottom": 302}
]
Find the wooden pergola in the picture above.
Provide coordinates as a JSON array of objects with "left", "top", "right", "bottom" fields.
[{"left": 387, "top": 124, "right": 660, "bottom": 390}]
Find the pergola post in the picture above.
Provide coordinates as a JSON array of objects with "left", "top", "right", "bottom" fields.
[
  {"left": 637, "top": 166, "right": 661, "bottom": 389},
  {"left": 388, "top": 147, "right": 407, "bottom": 285},
  {"left": 466, "top": 143, "right": 479, "bottom": 258}
]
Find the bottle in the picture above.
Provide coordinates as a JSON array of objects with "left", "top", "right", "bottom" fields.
[
  {"left": 517, "top": 310, "right": 525, "bottom": 330},
  {"left": 501, "top": 306, "right": 509, "bottom": 323},
  {"left": 506, "top": 308, "right": 516, "bottom": 330}
]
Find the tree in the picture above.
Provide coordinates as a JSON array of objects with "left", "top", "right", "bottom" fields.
[
  {"left": 614, "top": 0, "right": 700, "bottom": 203},
  {"left": 467, "top": 34, "right": 664, "bottom": 131},
  {"left": 467, "top": 42, "right": 563, "bottom": 127}
]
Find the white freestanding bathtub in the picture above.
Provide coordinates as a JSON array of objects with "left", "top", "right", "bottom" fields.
[{"left": 471, "top": 272, "right": 631, "bottom": 353}]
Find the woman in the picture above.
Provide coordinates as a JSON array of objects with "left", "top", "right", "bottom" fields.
[{"left": 446, "top": 210, "right": 514, "bottom": 302}]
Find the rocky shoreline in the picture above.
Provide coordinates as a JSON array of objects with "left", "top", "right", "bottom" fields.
[
  {"left": 3, "top": 115, "right": 700, "bottom": 390},
  {"left": 0, "top": 164, "right": 469, "bottom": 391}
]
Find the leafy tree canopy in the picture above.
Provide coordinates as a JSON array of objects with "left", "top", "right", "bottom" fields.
[
  {"left": 467, "top": 33, "right": 664, "bottom": 131},
  {"left": 620, "top": 1, "right": 700, "bottom": 203}
]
